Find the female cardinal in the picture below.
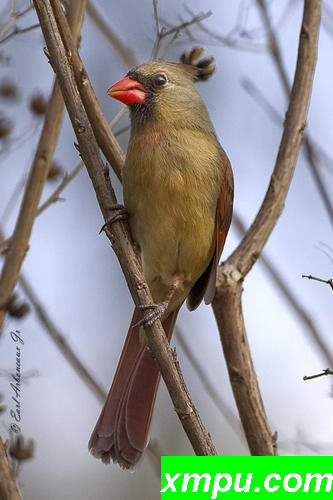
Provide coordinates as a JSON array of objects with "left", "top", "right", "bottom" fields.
[{"left": 89, "top": 53, "right": 234, "bottom": 469}]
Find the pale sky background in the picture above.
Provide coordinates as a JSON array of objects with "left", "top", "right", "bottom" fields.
[{"left": 0, "top": 0, "right": 332, "bottom": 499}]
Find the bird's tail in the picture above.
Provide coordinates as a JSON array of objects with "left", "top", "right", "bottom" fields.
[{"left": 88, "top": 307, "right": 179, "bottom": 469}]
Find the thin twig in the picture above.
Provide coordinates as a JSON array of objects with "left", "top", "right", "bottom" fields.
[
  {"left": 37, "top": 162, "right": 84, "bottom": 215},
  {"left": 33, "top": 0, "right": 218, "bottom": 457},
  {"left": 0, "top": 3, "right": 34, "bottom": 38},
  {"left": 302, "top": 274, "right": 333, "bottom": 291},
  {"left": 0, "top": 1, "right": 88, "bottom": 330},
  {"left": 151, "top": 8, "right": 212, "bottom": 60},
  {"left": 213, "top": 0, "right": 322, "bottom": 456},
  {"left": 0, "top": 23, "right": 39, "bottom": 45},
  {"left": 86, "top": 0, "right": 137, "bottom": 68},
  {"left": 303, "top": 368, "right": 333, "bottom": 380},
  {"left": 108, "top": 106, "right": 127, "bottom": 130},
  {"left": 184, "top": 5, "right": 268, "bottom": 53}
]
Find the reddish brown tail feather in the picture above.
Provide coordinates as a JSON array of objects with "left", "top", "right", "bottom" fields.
[{"left": 88, "top": 307, "right": 179, "bottom": 469}]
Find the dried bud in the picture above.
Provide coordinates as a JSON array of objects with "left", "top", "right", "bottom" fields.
[
  {"left": 181, "top": 47, "right": 205, "bottom": 66},
  {"left": 29, "top": 92, "right": 48, "bottom": 116},
  {"left": 0, "top": 115, "right": 13, "bottom": 139},
  {"left": 9, "top": 435, "right": 34, "bottom": 462},
  {"left": 6, "top": 293, "right": 30, "bottom": 319},
  {"left": 47, "top": 161, "right": 63, "bottom": 182},
  {"left": 180, "top": 47, "right": 216, "bottom": 81},
  {"left": 0, "top": 78, "right": 19, "bottom": 100}
]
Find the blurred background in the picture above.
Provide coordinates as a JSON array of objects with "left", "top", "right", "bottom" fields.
[{"left": 0, "top": 0, "right": 332, "bottom": 498}]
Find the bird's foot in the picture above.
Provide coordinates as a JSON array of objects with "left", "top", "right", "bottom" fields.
[
  {"left": 99, "top": 204, "right": 129, "bottom": 234},
  {"left": 133, "top": 301, "right": 168, "bottom": 328}
]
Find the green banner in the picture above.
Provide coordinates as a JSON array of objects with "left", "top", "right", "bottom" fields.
[{"left": 161, "top": 456, "right": 333, "bottom": 497}]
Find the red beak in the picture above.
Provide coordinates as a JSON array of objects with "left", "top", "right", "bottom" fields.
[{"left": 107, "top": 77, "right": 146, "bottom": 105}]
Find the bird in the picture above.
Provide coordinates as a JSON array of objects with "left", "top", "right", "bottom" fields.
[{"left": 88, "top": 49, "right": 234, "bottom": 469}]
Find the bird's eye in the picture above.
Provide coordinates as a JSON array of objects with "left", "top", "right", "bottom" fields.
[{"left": 153, "top": 74, "right": 167, "bottom": 87}]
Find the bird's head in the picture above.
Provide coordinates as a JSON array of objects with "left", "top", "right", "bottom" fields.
[{"left": 107, "top": 61, "right": 212, "bottom": 130}]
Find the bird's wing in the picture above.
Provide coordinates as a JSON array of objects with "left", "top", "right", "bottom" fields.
[
  {"left": 204, "top": 151, "right": 234, "bottom": 305},
  {"left": 187, "top": 150, "right": 234, "bottom": 310}
]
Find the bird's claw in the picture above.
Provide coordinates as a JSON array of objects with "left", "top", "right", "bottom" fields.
[
  {"left": 99, "top": 204, "right": 129, "bottom": 234},
  {"left": 133, "top": 302, "right": 168, "bottom": 328}
]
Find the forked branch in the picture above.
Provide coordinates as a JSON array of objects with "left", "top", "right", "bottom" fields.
[{"left": 213, "top": 0, "right": 321, "bottom": 455}]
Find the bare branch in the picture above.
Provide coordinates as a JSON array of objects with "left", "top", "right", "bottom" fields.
[
  {"left": 0, "top": 1, "right": 88, "bottom": 330},
  {"left": 36, "top": 162, "right": 84, "bottom": 215},
  {"left": 184, "top": 5, "right": 268, "bottom": 53},
  {"left": 303, "top": 368, "right": 333, "bottom": 380},
  {"left": 302, "top": 274, "right": 333, "bottom": 291},
  {"left": 0, "top": 2, "right": 34, "bottom": 39},
  {"left": 151, "top": 8, "right": 212, "bottom": 60},
  {"left": 86, "top": 0, "right": 137, "bottom": 68},
  {"left": 0, "top": 23, "right": 39, "bottom": 45},
  {"left": 0, "top": 438, "right": 21, "bottom": 500},
  {"left": 33, "top": 0, "right": 218, "bottom": 457},
  {"left": 213, "top": 0, "right": 322, "bottom": 456}
]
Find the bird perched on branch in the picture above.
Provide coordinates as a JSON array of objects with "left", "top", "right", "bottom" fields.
[{"left": 89, "top": 48, "right": 234, "bottom": 469}]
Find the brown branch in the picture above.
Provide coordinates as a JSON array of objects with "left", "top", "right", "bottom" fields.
[
  {"left": 33, "top": 0, "right": 217, "bottom": 457},
  {"left": 302, "top": 274, "right": 333, "bottom": 291},
  {"left": 0, "top": 438, "right": 21, "bottom": 500},
  {"left": 213, "top": 0, "right": 321, "bottom": 456},
  {"left": 303, "top": 368, "right": 333, "bottom": 380},
  {"left": 0, "top": 1, "right": 88, "bottom": 330},
  {"left": 46, "top": 2, "right": 125, "bottom": 182},
  {"left": 256, "top": 0, "right": 333, "bottom": 226}
]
